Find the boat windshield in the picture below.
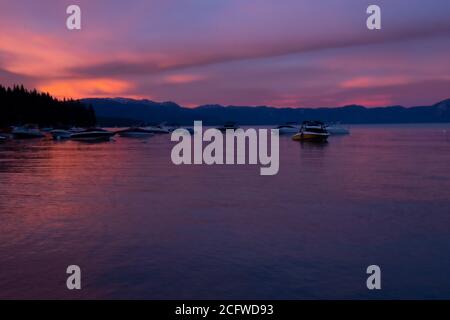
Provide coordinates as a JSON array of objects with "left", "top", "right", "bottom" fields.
[{"left": 303, "top": 127, "right": 327, "bottom": 133}]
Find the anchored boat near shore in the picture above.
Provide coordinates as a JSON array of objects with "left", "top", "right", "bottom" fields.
[
  {"left": 143, "top": 123, "right": 171, "bottom": 134},
  {"left": 51, "top": 127, "right": 91, "bottom": 140},
  {"left": 69, "top": 128, "right": 115, "bottom": 142},
  {"left": 274, "top": 122, "right": 299, "bottom": 134},
  {"left": 51, "top": 129, "right": 72, "bottom": 140},
  {"left": 117, "top": 127, "right": 155, "bottom": 138},
  {"left": 292, "top": 121, "right": 330, "bottom": 142},
  {"left": 11, "top": 125, "right": 45, "bottom": 139}
]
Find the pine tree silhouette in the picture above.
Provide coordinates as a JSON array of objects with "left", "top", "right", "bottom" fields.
[{"left": 0, "top": 84, "right": 96, "bottom": 128}]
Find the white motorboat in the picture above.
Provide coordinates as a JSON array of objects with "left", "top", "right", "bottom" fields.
[
  {"left": 117, "top": 127, "right": 155, "bottom": 138},
  {"left": 12, "top": 125, "right": 45, "bottom": 139},
  {"left": 51, "top": 127, "right": 90, "bottom": 140},
  {"left": 292, "top": 121, "right": 330, "bottom": 142},
  {"left": 143, "top": 124, "right": 171, "bottom": 134},
  {"left": 325, "top": 122, "right": 350, "bottom": 135},
  {"left": 69, "top": 127, "right": 85, "bottom": 133},
  {"left": 274, "top": 123, "right": 299, "bottom": 134},
  {"left": 51, "top": 129, "right": 72, "bottom": 140},
  {"left": 70, "top": 128, "right": 115, "bottom": 142}
]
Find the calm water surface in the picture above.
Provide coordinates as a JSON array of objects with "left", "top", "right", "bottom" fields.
[{"left": 1, "top": 124, "right": 450, "bottom": 299}]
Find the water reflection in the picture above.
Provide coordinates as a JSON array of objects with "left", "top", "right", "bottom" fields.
[{"left": 1, "top": 125, "right": 450, "bottom": 299}]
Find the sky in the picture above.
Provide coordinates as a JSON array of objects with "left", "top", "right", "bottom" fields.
[{"left": 0, "top": 0, "right": 449, "bottom": 108}]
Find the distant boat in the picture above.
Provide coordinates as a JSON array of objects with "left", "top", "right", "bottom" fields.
[
  {"left": 292, "top": 121, "right": 329, "bottom": 142},
  {"left": 69, "top": 127, "right": 85, "bottom": 133},
  {"left": 274, "top": 122, "right": 299, "bottom": 134},
  {"left": 217, "top": 122, "right": 239, "bottom": 132},
  {"left": 70, "top": 128, "right": 115, "bottom": 142},
  {"left": 51, "top": 127, "right": 89, "bottom": 140},
  {"left": 12, "top": 125, "right": 45, "bottom": 139},
  {"left": 117, "top": 127, "right": 155, "bottom": 138},
  {"left": 325, "top": 122, "right": 350, "bottom": 135},
  {"left": 51, "top": 129, "right": 72, "bottom": 140},
  {"left": 0, "top": 135, "right": 6, "bottom": 142},
  {"left": 143, "top": 123, "right": 171, "bottom": 134}
]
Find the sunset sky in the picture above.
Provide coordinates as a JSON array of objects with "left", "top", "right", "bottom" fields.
[{"left": 0, "top": 0, "right": 449, "bottom": 107}]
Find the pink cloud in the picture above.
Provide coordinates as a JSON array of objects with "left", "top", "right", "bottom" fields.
[{"left": 0, "top": 0, "right": 449, "bottom": 107}]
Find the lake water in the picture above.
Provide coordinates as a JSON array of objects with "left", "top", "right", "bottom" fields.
[{"left": 1, "top": 124, "right": 450, "bottom": 299}]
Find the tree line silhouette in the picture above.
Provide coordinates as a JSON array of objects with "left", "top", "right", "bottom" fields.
[{"left": 0, "top": 85, "right": 96, "bottom": 127}]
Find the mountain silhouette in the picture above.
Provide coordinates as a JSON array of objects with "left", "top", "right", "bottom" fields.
[{"left": 82, "top": 98, "right": 450, "bottom": 126}]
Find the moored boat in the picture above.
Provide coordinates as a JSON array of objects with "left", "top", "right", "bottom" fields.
[
  {"left": 117, "top": 127, "right": 155, "bottom": 138},
  {"left": 274, "top": 122, "right": 299, "bottom": 134},
  {"left": 11, "top": 125, "right": 45, "bottom": 139},
  {"left": 51, "top": 129, "right": 72, "bottom": 140},
  {"left": 70, "top": 128, "right": 115, "bottom": 142},
  {"left": 69, "top": 127, "right": 85, "bottom": 133},
  {"left": 292, "top": 121, "right": 329, "bottom": 142},
  {"left": 143, "top": 124, "right": 171, "bottom": 134}
]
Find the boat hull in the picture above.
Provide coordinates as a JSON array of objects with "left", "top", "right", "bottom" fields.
[
  {"left": 70, "top": 132, "right": 115, "bottom": 142},
  {"left": 143, "top": 126, "right": 170, "bottom": 134},
  {"left": 118, "top": 131, "right": 154, "bottom": 138},
  {"left": 292, "top": 132, "right": 329, "bottom": 141},
  {"left": 51, "top": 130, "right": 72, "bottom": 140}
]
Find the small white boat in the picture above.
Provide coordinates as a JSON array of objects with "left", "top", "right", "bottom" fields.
[
  {"left": 292, "top": 121, "right": 330, "bottom": 142},
  {"left": 0, "top": 135, "right": 6, "bottom": 142},
  {"left": 274, "top": 123, "right": 299, "bottom": 134},
  {"left": 51, "top": 129, "right": 72, "bottom": 140},
  {"left": 143, "top": 124, "right": 171, "bottom": 134},
  {"left": 68, "top": 127, "right": 85, "bottom": 133},
  {"left": 325, "top": 122, "right": 350, "bottom": 135},
  {"left": 70, "top": 128, "right": 115, "bottom": 142},
  {"left": 117, "top": 127, "right": 155, "bottom": 138},
  {"left": 12, "top": 125, "right": 45, "bottom": 139}
]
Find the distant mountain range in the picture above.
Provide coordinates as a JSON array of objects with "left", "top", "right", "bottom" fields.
[{"left": 81, "top": 98, "right": 450, "bottom": 126}]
